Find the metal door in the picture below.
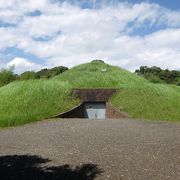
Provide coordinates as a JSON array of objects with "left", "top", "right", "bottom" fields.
[{"left": 84, "top": 102, "right": 106, "bottom": 119}]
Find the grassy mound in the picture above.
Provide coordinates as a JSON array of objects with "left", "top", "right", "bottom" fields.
[
  {"left": 56, "top": 61, "right": 180, "bottom": 121},
  {"left": 0, "top": 80, "right": 78, "bottom": 127},
  {"left": 0, "top": 60, "right": 179, "bottom": 127}
]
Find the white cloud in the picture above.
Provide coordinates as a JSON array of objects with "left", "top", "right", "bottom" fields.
[
  {"left": 0, "top": 0, "right": 50, "bottom": 23},
  {"left": 0, "top": 1, "right": 180, "bottom": 72},
  {"left": 7, "top": 57, "right": 43, "bottom": 74}
]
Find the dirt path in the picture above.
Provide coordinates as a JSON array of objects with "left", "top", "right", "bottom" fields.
[{"left": 0, "top": 119, "right": 180, "bottom": 180}]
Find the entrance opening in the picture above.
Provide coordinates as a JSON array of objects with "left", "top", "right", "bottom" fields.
[
  {"left": 53, "top": 88, "right": 128, "bottom": 119},
  {"left": 84, "top": 102, "right": 106, "bottom": 120}
]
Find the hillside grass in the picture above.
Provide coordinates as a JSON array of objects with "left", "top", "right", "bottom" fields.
[
  {"left": 0, "top": 60, "right": 179, "bottom": 127},
  {"left": 111, "top": 84, "right": 180, "bottom": 121},
  {"left": 56, "top": 61, "right": 180, "bottom": 121},
  {"left": 0, "top": 80, "right": 79, "bottom": 127}
]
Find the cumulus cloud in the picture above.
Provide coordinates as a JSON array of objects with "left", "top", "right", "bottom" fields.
[
  {"left": 0, "top": 0, "right": 180, "bottom": 72},
  {"left": 7, "top": 57, "right": 43, "bottom": 74}
]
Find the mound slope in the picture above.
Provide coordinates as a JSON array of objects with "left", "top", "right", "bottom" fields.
[{"left": 0, "top": 61, "right": 179, "bottom": 127}]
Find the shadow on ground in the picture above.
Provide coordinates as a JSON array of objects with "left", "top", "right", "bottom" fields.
[{"left": 0, "top": 155, "right": 103, "bottom": 180}]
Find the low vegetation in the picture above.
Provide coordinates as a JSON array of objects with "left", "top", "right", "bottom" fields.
[
  {"left": 0, "top": 66, "right": 68, "bottom": 87},
  {"left": 0, "top": 67, "right": 17, "bottom": 87},
  {"left": 0, "top": 80, "right": 78, "bottom": 127},
  {"left": 135, "top": 66, "right": 180, "bottom": 86},
  {"left": 36, "top": 66, "right": 68, "bottom": 79},
  {"left": 0, "top": 60, "right": 179, "bottom": 127},
  {"left": 56, "top": 60, "right": 180, "bottom": 121}
]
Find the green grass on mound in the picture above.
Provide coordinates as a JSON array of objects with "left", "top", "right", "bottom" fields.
[
  {"left": 0, "top": 80, "right": 79, "bottom": 127},
  {"left": 0, "top": 60, "right": 179, "bottom": 127},
  {"left": 55, "top": 61, "right": 144, "bottom": 88},
  {"left": 111, "top": 84, "right": 180, "bottom": 121},
  {"left": 56, "top": 61, "right": 180, "bottom": 121}
]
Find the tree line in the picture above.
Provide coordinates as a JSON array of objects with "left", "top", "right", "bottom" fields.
[
  {"left": 135, "top": 66, "right": 180, "bottom": 86},
  {"left": 0, "top": 66, "right": 68, "bottom": 87},
  {"left": 1, "top": 65, "right": 179, "bottom": 88}
]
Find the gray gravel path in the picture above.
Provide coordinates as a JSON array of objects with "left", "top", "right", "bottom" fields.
[{"left": 0, "top": 118, "right": 180, "bottom": 180}]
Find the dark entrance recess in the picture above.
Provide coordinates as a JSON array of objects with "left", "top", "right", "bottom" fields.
[
  {"left": 53, "top": 89, "right": 128, "bottom": 119},
  {"left": 84, "top": 102, "right": 106, "bottom": 119}
]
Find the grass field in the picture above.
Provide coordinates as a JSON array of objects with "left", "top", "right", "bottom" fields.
[
  {"left": 0, "top": 80, "right": 79, "bottom": 127},
  {"left": 56, "top": 61, "right": 180, "bottom": 121},
  {"left": 0, "top": 60, "right": 179, "bottom": 127}
]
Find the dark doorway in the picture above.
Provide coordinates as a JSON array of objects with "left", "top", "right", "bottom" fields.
[
  {"left": 84, "top": 102, "right": 106, "bottom": 119},
  {"left": 53, "top": 88, "right": 128, "bottom": 119}
]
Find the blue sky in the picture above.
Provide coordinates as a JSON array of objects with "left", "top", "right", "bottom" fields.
[
  {"left": 141, "top": 0, "right": 180, "bottom": 10},
  {"left": 56, "top": 0, "right": 180, "bottom": 10},
  {"left": 0, "top": 0, "right": 180, "bottom": 73},
  {"left": 123, "top": 0, "right": 180, "bottom": 10}
]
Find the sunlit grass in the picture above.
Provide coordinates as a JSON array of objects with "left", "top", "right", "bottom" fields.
[
  {"left": 0, "top": 80, "right": 79, "bottom": 127},
  {"left": 110, "top": 84, "right": 180, "bottom": 121},
  {"left": 56, "top": 61, "right": 180, "bottom": 121},
  {"left": 0, "top": 61, "right": 179, "bottom": 127}
]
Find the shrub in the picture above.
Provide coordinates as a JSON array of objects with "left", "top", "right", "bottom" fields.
[
  {"left": 144, "top": 74, "right": 163, "bottom": 84},
  {"left": 0, "top": 67, "right": 16, "bottom": 87},
  {"left": 36, "top": 66, "right": 68, "bottom": 78},
  {"left": 135, "top": 66, "right": 180, "bottom": 86},
  {"left": 19, "top": 71, "right": 38, "bottom": 80},
  {"left": 91, "top": 60, "right": 105, "bottom": 64}
]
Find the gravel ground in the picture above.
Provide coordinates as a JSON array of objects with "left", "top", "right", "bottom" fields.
[{"left": 0, "top": 118, "right": 180, "bottom": 180}]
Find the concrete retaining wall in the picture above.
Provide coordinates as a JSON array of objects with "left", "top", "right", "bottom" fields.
[
  {"left": 106, "top": 102, "right": 129, "bottom": 119},
  {"left": 73, "top": 88, "right": 117, "bottom": 102},
  {"left": 53, "top": 103, "right": 84, "bottom": 118},
  {"left": 54, "top": 88, "right": 129, "bottom": 119}
]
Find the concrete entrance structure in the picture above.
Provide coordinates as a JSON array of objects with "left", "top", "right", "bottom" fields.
[
  {"left": 84, "top": 102, "right": 106, "bottom": 119},
  {"left": 73, "top": 88, "right": 117, "bottom": 102},
  {"left": 54, "top": 89, "right": 128, "bottom": 119}
]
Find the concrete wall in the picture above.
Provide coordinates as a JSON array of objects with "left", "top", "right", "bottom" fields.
[
  {"left": 53, "top": 103, "right": 84, "bottom": 118},
  {"left": 106, "top": 102, "right": 129, "bottom": 119},
  {"left": 73, "top": 89, "right": 117, "bottom": 102},
  {"left": 54, "top": 102, "right": 128, "bottom": 119},
  {"left": 54, "top": 88, "right": 129, "bottom": 119}
]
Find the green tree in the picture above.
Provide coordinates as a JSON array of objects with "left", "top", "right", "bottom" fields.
[
  {"left": 36, "top": 66, "right": 68, "bottom": 78},
  {"left": 135, "top": 66, "right": 180, "bottom": 86},
  {"left": 19, "top": 71, "right": 38, "bottom": 80},
  {"left": 0, "top": 66, "right": 16, "bottom": 87}
]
